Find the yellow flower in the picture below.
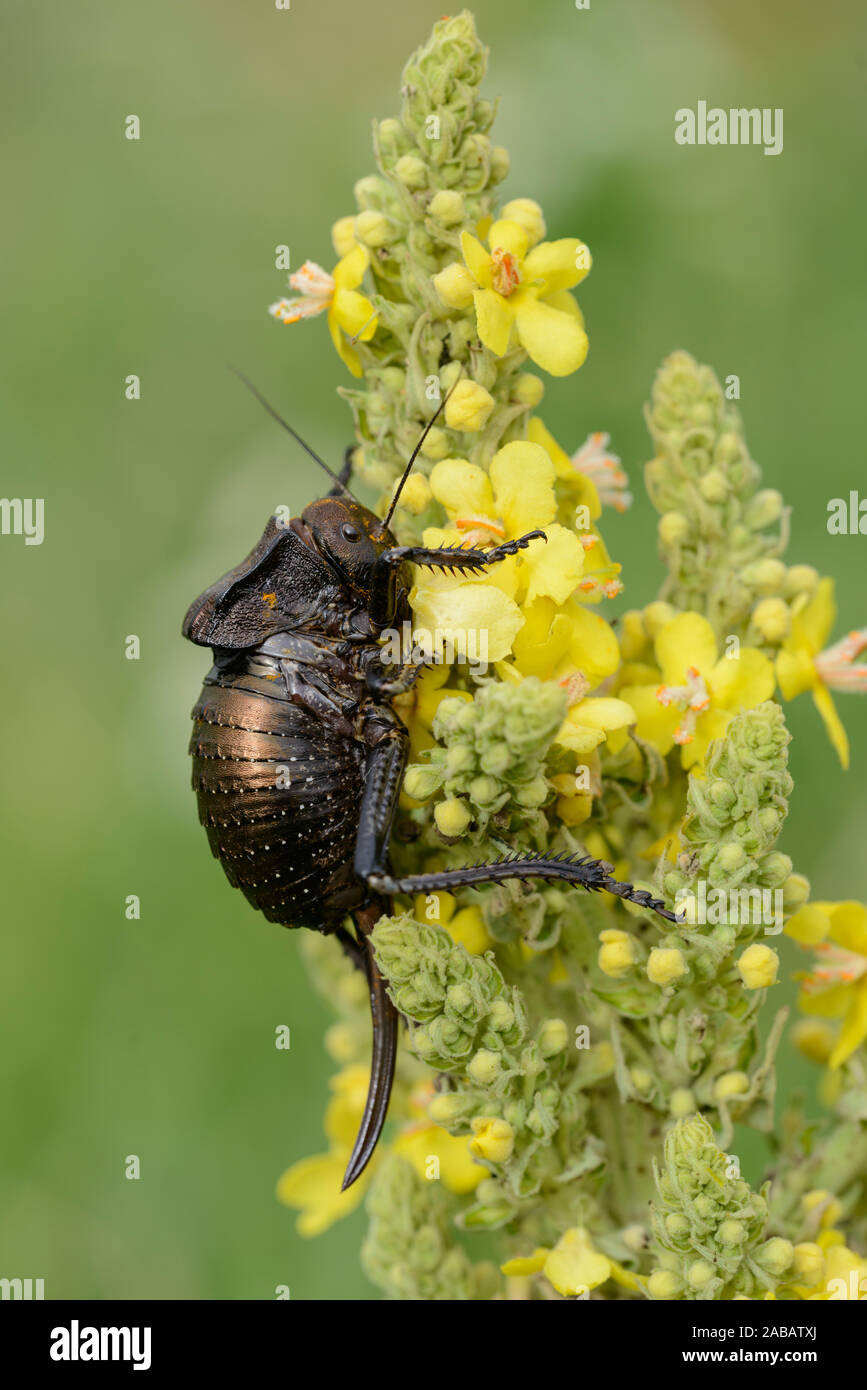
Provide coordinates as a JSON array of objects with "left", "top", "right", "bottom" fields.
[
  {"left": 269, "top": 247, "right": 378, "bottom": 377},
  {"left": 276, "top": 1064, "right": 376, "bottom": 1235},
  {"left": 557, "top": 694, "right": 636, "bottom": 757},
  {"left": 776, "top": 576, "right": 867, "bottom": 769},
  {"left": 543, "top": 1227, "right": 612, "bottom": 1296},
  {"left": 621, "top": 612, "right": 775, "bottom": 769},
  {"left": 412, "top": 442, "right": 589, "bottom": 663},
  {"left": 448, "top": 218, "right": 590, "bottom": 376},
  {"left": 787, "top": 900, "right": 867, "bottom": 1067},
  {"left": 502, "top": 1227, "right": 637, "bottom": 1298}
]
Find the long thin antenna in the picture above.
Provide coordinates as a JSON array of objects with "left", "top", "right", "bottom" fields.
[
  {"left": 383, "top": 373, "right": 462, "bottom": 528},
  {"left": 228, "top": 366, "right": 353, "bottom": 496}
]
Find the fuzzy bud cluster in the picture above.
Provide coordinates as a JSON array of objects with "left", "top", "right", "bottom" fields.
[
  {"left": 645, "top": 352, "right": 793, "bottom": 641},
  {"left": 336, "top": 12, "right": 521, "bottom": 510},
  {"left": 648, "top": 1116, "right": 793, "bottom": 1299},
  {"left": 405, "top": 677, "right": 566, "bottom": 837},
  {"left": 362, "top": 1154, "right": 499, "bottom": 1299}
]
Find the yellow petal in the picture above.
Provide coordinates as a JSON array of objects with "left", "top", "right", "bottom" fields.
[
  {"left": 428, "top": 457, "right": 494, "bottom": 520},
  {"left": 490, "top": 440, "right": 556, "bottom": 534},
  {"left": 565, "top": 603, "right": 621, "bottom": 682},
  {"left": 798, "top": 983, "right": 851, "bottom": 1019},
  {"left": 501, "top": 1249, "right": 549, "bottom": 1277},
  {"left": 332, "top": 244, "right": 369, "bottom": 291},
  {"left": 487, "top": 218, "right": 530, "bottom": 261},
  {"left": 460, "top": 230, "right": 493, "bottom": 289},
  {"left": 523, "top": 524, "right": 585, "bottom": 606},
  {"left": 830, "top": 980, "right": 867, "bottom": 1069},
  {"left": 619, "top": 684, "right": 679, "bottom": 755},
  {"left": 276, "top": 1153, "right": 367, "bottom": 1236},
  {"left": 776, "top": 646, "right": 817, "bottom": 700},
  {"left": 523, "top": 238, "right": 591, "bottom": 294},
  {"left": 557, "top": 698, "right": 636, "bottom": 755},
  {"left": 812, "top": 683, "right": 850, "bottom": 770},
  {"left": 324, "top": 1064, "right": 372, "bottom": 1147},
  {"left": 655, "top": 612, "right": 719, "bottom": 683},
  {"left": 709, "top": 646, "right": 775, "bottom": 712},
  {"left": 827, "top": 901, "right": 867, "bottom": 957},
  {"left": 793, "top": 577, "right": 836, "bottom": 656},
  {"left": 473, "top": 287, "right": 514, "bottom": 356},
  {"left": 681, "top": 706, "right": 731, "bottom": 770},
  {"left": 514, "top": 295, "right": 589, "bottom": 377},
  {"left": 445, "top": 905, "right": 493, "bottom": 955},
  {"left": 327, "top": 306, "right": 362, "bottom": 377},
  {"left": 512, "top": 598, "right": 572, "bottom": 678},
  {"left": 526, "top": 416, "right": 601, "bottom": 518},
  {"left": 393, "top": 1125, "right": 484, "bottom": 1195},
  {"left": 332, "top": 287, "right": 377, "bottom": 340},
  {"left": 410, "top": 581, "right": 524, "bottom": 663},
  {"left": 786, "top": 904, "right": 832, "bottom": 947},
  {"left": 544, "top": 1227, "right": 612, "bottom": 1296},
  {"left": 542, "top": 288, "right": 585, "bottom": 324}
]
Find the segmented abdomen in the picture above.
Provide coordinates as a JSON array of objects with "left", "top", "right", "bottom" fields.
[{"left": 189, "top": 672, "right": 366, "bottom": 929}]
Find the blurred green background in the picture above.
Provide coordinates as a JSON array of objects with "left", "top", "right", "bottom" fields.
[{"left": 1, "top": 0, "right": 865, "bottom": 1299}]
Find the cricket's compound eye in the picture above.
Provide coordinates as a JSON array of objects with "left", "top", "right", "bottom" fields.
[{"left": 341, "top": 523, "right": 361, "bottom": 543}]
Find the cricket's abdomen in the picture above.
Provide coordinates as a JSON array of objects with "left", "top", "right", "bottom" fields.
[{"left": 189, "top": 671, "right": 366, "bottom": 929}]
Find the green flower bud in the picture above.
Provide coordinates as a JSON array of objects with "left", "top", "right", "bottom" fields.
[
  {"left": 468, "top": 774, "right": 503, "bottom": 807},
  {"left": 513, "top": 776, "right": 549, "bottom": 808},
  {"left": 784, "top": 564, "right": 819, "bottom": 599},
  {"left": 782, "top": 872, "right": 810, "bottom": 910},
  {"left": 467, "top": 1048, "right": 502, "bottom": 1085},
  {"left": 538, "top": 1018, "right": 569, "bottom": 1058},
  {"left": 698, "top": 469, "right": 728, "bottom": 503},
  {"left": 758, "top": 851, "right": 792, "bottom": 887},
  {"left": 741, "top": 558, "right": 786, "bottom": 594},
  {"left": 744, "top": 489, "right": 784, "bottom": 530},
  {"left": 355, "top": 209, "right": 391, "bottom": 248},
  {"left": 394, "top": 154, "right": 427, "bottom": 189},
  {"left": 718, "top": 1219, "right": 746, "bottom": 1247},
  {"left": 404, "top": 763, "right": 444, "bottom": 801},
  {"left": 648, "top": 1269, "right": 682, "bottom": 1299},
  {"left": 754, "top": 1237, "right": 794, "bottom": 1275},
  {"left": 428, "top": 189, "right": 464, "bottom": 224},
  {"left": 658, "top": 511, "right": 690, "bottom": 545},
  {"left": 428, "top": 1091, "right": 475, "bottom": 1124}
]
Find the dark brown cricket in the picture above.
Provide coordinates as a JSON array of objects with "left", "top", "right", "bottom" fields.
[{"left": 183, "top": 383, "right": 678, "bottom": 1189}]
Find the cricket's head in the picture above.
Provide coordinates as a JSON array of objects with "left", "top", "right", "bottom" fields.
[{"left": 297, "top": 494, "right": 395, "bottom": 599}]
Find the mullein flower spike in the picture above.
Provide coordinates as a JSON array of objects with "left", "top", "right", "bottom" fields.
[{"left": 269, "top": 12, "right": 867, "bottom": 1299}]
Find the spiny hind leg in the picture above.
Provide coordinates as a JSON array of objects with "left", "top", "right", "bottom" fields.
[{"left": 366, "top": 853, "right": 679, "bottom": 923}]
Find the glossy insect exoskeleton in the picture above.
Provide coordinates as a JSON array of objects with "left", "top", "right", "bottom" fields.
[{"left": 183, "top": 382, "right": 677, "bottom": 1189}]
